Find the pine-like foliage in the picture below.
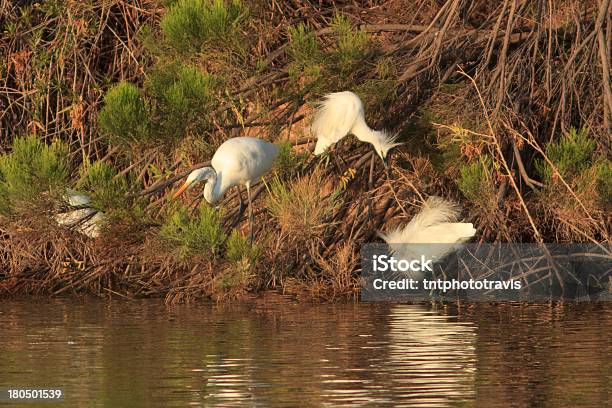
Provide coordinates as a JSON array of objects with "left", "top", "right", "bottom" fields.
[
  {"left": 77, "top": 160, "right": 129, "bottom": 211},
  {"left": 161, "top": 0, "right": 246, "bottom": 53},
  {"left": 266, "top": 169, "right": 339, "bottom": 239},
  {"left": 98, "top": 82, "right": 150, "bottom": 147},
  {"left": 226, "top": 230, "right": 260, "bottom": 263},
  {"left": 159, "top": 204, "right": 225, "bottom": 259},
  {"left": 457, "top": 156, "right": 493, "bottom": 202},
  {"left": 0, "top": 135, "right": 69, "bottom": 215},
  {"left": 535, "top": 127, "right": 596, "bottom": 183},
  {"left": 596, "top": 160, "right": 611, "bottom": 207},
  {"left": 146, "top": 62, "right": 217, "bottom": 138},
  {"left": 286, "top": 13, "right": 371, "bottom": 91}
]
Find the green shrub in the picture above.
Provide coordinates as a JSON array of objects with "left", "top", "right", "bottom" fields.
[
  {"left": 272, "top": 140, "right": 305, "bottom": 178},
  {"left": 287, "top": 23, "right": 321, "bottom": 70},
  {"left": 286, "top": 14, "right": 370, "bottom": 90},
  {"left": 535, "top": 127, "right": 596, "bottom": 183},
  {"left": 98, "top": 82, "right": 150, "bottom": 147},
  {"left": 330, "top": 14, "right": 369, "bottom": 75},
  {"left": 226, "top": 230, "right": 260, "bottom": 263},
  {"left": 159, "top": 203, "right": 225, "bottom": 259},
  {"left": 596, "top": 160, "right": 611, "bottom": 207},
  {"left": 0, "top": 135, "right": 69, "bottom": 214},
  {"left": 161, "top": 0, "right": 246, "bottom": 53},
  {"left": 0, "top": 169, "right": 9, "bottom": 216},
  {"left": 76, "top": 160, "right": 129, "bottom": 211},
  {"left": 146, "top": 62, "right": 217, "bottom": 138},
  {"left": 457, "top": 156, "right": 493, "bottom": 202}
]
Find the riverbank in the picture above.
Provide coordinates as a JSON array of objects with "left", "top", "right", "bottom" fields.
[{"left": 1, "top": 0, "right": 610, "bottom": 302}]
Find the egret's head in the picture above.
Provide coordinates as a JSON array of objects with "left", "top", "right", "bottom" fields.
[
  {"left": 372, "top": 130, "right": 401, "bottom": 165},
  {"left": 172, "top": 167, "right": 215, "bottom": 200}
]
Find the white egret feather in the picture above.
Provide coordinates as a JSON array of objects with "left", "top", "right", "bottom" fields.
[
  {"left": 379, "top": 196, "right": 476, "bottom": 278},
  {"left": 312, "top": 91, "right": 400, "bottom": 162},
  {"left": 173, "top": 136, "right": 279, "bottom": 241},
  {"left": 54, "top": 190, "right": 105, "bottom": 238}
]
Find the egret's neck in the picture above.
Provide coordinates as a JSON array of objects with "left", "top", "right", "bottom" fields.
[
  {"left": 202, "top": 170, "right": 226, "bottom": 204},
  {"left": 351, "top": 117, "right": 379, "bottom": 148}
]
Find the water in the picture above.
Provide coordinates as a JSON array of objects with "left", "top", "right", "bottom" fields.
[{"left": 1, "top": 299, "right": 610, "bottom": 407}]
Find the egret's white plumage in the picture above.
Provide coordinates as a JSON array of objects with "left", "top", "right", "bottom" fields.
[
  {"left": 174, "top": 137, "right": 279, "bottom": 204},
  {"left": 379, "top": 196, "right": 476, "bottom": 276},
  {"left": 63, "top": 189, "right": 91, "bottom": 207},
  {"left": 173, "top": 136, "right": 279, "bottom": 241},
  {"left": 54, "top": 190, "right": 105, "bottom": 238},
  {"left": 312, "top": 91, "right": 399, "bottom": 160},
  {"left": 54, "top": 208, "right": 97, "bottom": 227}
]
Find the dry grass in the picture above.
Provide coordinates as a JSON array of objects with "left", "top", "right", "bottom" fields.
[{"left": 266, "top": 168, "right": 339, "bottom": 242}]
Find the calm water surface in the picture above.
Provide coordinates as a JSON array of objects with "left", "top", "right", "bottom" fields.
[{"left": 0, "top": 299, "right": 610, "bottom": 407}]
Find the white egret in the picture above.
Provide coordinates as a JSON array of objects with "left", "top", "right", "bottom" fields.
[
  {"left": 54, "top": 190, "right": 105, "bottom": 238},
  {"left": 379, "top": 196, "right": 476, "bottom": 278},
  {"left": 311, "top": 91, "right": 400, "bottom": 166},
  {"left": 172, "top": 136, "right": 279, "bottom": 241}
]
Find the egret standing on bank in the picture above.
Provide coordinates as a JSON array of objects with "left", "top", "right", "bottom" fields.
[
  {"left": 172, "top": 136, "right": 279, "bottom": 241},
  {"left": 379, "top": 196, "right": 476, "bottom": 278},
  {"left": 311, "top": 91, "right": 400, "bottom": 166}
]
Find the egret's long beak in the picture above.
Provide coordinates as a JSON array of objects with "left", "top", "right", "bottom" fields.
[
  {"left": 381, "top": 155, "right": 391, "bottom": 178},
  {"left": 380, "top": 152, "right": 389, "bottom": 169},
  {"left": 172, "top": 180, "right": 193, "bottom": 200}
]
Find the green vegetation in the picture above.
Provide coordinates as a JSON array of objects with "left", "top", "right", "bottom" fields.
[
  {"left": 146, "top": 62, "right": 217, "bottom": 138},
  {"left": 76, "top": 160, "right": 129, "bottom": 211},
  {"left": 159, "top": 204, "right": 225, "bottom": 259},
  {"left": 161, "top": 0, "right": 246, "bottom": 53},
  {"left": 457, "top": 156, "right": 493, "bottom": 203},
  {"left": 287, "top": 23, "right": 322, "bottom": 79},
  {"left": 226, "top": 230, "right": 260, "bottom": 264},
  {"left": 98, "top": 82, "right": 151, "bottom": 147},
  {"left": 535, "top": 128, "right": 595, "bottom": 183},
  {"left": 534, "top": 127, "right": 610, "bottom": 208},
  {"left": 286, "top": 13, "right": 371, "bottom": 91},
  {"left": 272, "top": 140, "right": 306, "bottom": 178},
  {"left": 595, "top": 160, "right": 611, "bottom": 207},
  {"left": 0, "top": 135, "right": 69, "bottom": 215},
  {"left": 217, "top": 230, "right": 260, "bottom": 293},
  {"left": 330, "top": 14, "right": 369, "bottom": 76}
]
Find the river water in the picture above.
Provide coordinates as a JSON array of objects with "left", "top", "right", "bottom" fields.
[{"left": 0, "top": 299, "right": 610, "bottom": 407}]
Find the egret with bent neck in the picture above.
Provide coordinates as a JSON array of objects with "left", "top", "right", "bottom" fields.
[
  {"left": 312, "top": 91, "right": 400, "bottom": 167},
  {"left": 173, "top": 136, "right": 279, "bottom": 242}
]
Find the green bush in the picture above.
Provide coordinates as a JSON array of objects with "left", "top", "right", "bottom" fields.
[
  {"left": 286, "top": 13, "right": 370, "bottom": 90},
  {"left": 596, "top": 160, "right": 611, "bottom": 207},
  {"left": 330, "top": 14, "right": 369, "bottom": 75},
  {"left": 457, "top": 156, "right": 493, "bottom": 202},
  {"left": 0, "top": 135, "right": 69, "bottom": 214},
  {"left": 287, "top": 23, "right": 322, "bottom": 69},
  {"left": 159, "top": 203, "right": 225, "bottom": 259},
  {"left": 98, "top": 82, "right": 150, "bottom": 147},
  {"left": 146, "top": 62, "right": 217, "bottom": 138},
  {"left": 76, "top": 160, "right": 129, "bottom": 211},
  {"left": 226, "top": 230, "right": 260, "bottom": 263},
  {"left": 161, "top": 0, "right": 246, "bottom": 53},
  {"left": 535, "top": 127, "right": 596, "bottom": 183},
  {"left": 272, "top": 140, "right": 305, "bottom": 178},
  {"left": 0, "top": 169, "right": 9, "bottom": 216}
]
